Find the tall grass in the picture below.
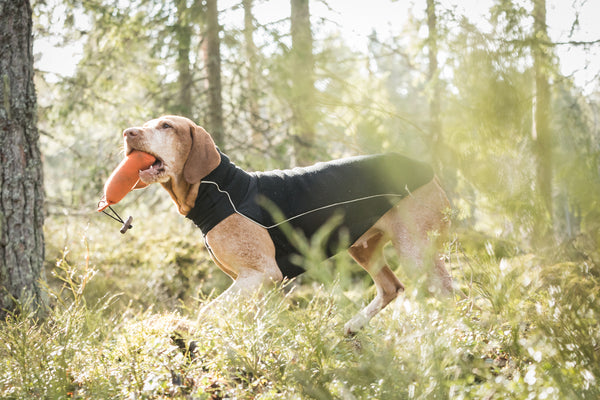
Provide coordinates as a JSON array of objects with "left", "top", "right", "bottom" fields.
[{"left": 1, "top": 220, "right": 599, "bottom": 399}]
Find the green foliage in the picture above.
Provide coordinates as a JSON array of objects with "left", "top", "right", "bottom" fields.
[
  {"left": 43, "top": 206, "right": 230, "bottom": 311},
  {"left": 33, "top": 0, "right": 600, "bottom": 245},
  {"left": 2, "top": 235, "right": 600, "bottom": 399}
]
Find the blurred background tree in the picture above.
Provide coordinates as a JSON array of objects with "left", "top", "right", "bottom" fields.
[{"left": 290, "top": 0, "right": 316, "bottom": 165}]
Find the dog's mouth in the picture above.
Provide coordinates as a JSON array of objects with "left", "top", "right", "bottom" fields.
[
  {"left": 124, "top": 141, "right": 169, "bottom": 183},
  {"left": 138, "top": 156, "right": 166, "bottom": 182}
]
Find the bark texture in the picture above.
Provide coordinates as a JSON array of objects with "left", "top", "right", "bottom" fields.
[{"left": 0, "top": 0, "right": 46, "bottom": 318}]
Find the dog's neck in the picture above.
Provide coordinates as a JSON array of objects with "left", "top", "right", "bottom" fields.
[
  {"left": 161, "top": 180, "right": 195, "bottom": 215},
  {"left": 184, "top": 150, "right": 256, "bottom": 236},
  {"left": 162, "top": 178, "right": 201, "bottom": 215},
  {"left": 163, "top": 149, "right": 223, "bottom": 215}
]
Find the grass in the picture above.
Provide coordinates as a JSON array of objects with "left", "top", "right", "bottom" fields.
[{"left": 1, "top": 215, "right": 599, "bottom": 399}]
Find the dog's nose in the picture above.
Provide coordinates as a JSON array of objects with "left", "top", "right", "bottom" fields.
[{"left": 123, "top": 127, "right": 142, "bottom": 137}]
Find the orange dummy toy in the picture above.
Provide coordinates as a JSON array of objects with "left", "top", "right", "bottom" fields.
[{"left": 97, "top": 150, "right": 156, "bottom": 233}]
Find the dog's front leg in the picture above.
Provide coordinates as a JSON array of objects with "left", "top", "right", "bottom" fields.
[
  {"left": 199, "top": 215, "right": 283, "bottom": 313},
  {"left": 196, "top": 263, "right": 282, "bottom": 324},
  {"left": 212, "top": 269, "right": 279, "bottom": 305}
]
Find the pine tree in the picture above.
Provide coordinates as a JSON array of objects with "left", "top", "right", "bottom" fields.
[
  {"left": 205, "top": 0, "right": 224, "bottom": 147},
  {"left": 532, "top": 0, "right": 553, "bottom": 242},
  {"left": 0, "top": 0, "right": 46, "bottom": 318},
  {"left": 290, "top": 0, "right": 315, "bottom": 165}
]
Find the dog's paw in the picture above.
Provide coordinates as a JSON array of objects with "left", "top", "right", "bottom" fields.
[{"left": 344, "top": 314, "right": 369, "bottom": 336}]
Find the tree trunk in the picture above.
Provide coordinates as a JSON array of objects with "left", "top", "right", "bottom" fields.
[
  {"left": 532, "top": 0, "right": 553, "bottom": 242},
  {"left": 0, "top": 0, "right": 46, "bottom": 318},
  {"left": 174, "top": 0, "right": 193, "bottom": 117},
  {"left": 204, "top": 0, "right": 224, "bottom": 147},
  {"left": 426, "top": 0, "right": 442, "bottom": 165},
  {"left": 243, "top": 0, "right": 262, "bottom": 143},
  {"left": 290, "top": 0, "right": 315, "bottom": 166}
]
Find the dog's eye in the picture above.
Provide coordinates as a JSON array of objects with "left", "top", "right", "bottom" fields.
[{"left": 161, "top": 122, "right": 172, "bottom": 129}]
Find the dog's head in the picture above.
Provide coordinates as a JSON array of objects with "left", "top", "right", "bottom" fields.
[
  {"left": 123, "top": 115, "right": 220, "bottom": 214},
  {"left": 123, "top": 115, "right": 220, "bottom": 186}
]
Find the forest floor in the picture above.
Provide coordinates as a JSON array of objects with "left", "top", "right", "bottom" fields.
[{"left": 1, "top": 214, "right": 599, "bottom": 399}]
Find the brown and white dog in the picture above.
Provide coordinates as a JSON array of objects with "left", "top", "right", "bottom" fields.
[{"left": 122, "top": 115, "right": 452, "bottom": 334}]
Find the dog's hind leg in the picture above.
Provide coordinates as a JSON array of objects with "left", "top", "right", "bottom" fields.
[
  {"left": 344, "top": 229, "right": 405, "bottom": 335},
  {"left": 387, "top": 179, "right": 453, "bottom": 296}
]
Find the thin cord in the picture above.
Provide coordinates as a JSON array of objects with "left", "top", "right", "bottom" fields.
[
  {"left": 102, "top": 205, "right": 125, "bottom": 224},
  {"left": 200, "top": 180, "right": 410, "bottom": 230}
]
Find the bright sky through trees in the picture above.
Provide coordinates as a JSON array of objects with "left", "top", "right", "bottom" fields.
[{"left": 35, "top": 0, "right": 599, "bottom": 90}]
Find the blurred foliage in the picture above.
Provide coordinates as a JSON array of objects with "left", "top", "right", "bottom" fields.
[
  {"left": 12, "top": 0, "right": 600, "bottom": 397},
  {"left": 33, "top": 0, "right": 600, "bottom": 247}
]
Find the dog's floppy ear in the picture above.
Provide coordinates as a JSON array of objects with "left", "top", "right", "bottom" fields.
[{"left": 183, "top": 124, "right": 221, "bottom": 184}]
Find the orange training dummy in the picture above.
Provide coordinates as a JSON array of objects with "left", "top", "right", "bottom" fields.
[{"left": 97, "top": 150, "right": 156, "bottom": 212}]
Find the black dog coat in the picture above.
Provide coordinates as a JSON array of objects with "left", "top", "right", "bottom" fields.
[{"left": 186, "top": 151, "right": 433, "bottom": 278}]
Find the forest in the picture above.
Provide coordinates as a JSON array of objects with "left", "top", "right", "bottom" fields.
[{"left": 1, "top": 0, "right": 599, "bottom": 398}]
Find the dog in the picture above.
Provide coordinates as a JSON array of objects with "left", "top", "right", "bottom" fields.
[{"left": 122, "top": 115, "right": 452, "bottom": 334}]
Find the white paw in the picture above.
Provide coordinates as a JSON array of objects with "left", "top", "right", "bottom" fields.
[{"left": 344, "top": 314, "right": 369, "bottom": 335}]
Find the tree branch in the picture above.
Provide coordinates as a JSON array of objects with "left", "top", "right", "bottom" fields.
[{"left": 552, "top": 38, "right": 600, "bottom": 46}]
